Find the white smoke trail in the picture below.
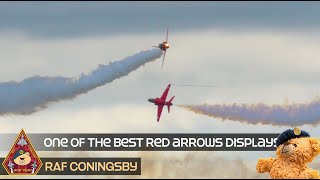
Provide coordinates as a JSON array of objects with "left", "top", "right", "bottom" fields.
[
  {"left": 179, "top": 99, "right": 320, "bottom": 126},
  {"left": 0, "top": 48, "right": 162, "bottom": 115}
]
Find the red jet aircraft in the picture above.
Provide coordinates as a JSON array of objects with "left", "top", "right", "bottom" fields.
[
  {"left": 153, "top": 27, "right": 170, "bottom": 69},
  {"left": 148, "top": 84, "right": 175, "bottom": 122}
]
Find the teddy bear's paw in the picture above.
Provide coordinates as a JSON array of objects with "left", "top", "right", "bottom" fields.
[
  {"left": 299, "top": 169, "right": 320, "bottom": 179},
  {"left": 256, "top": 158, "right": 272, "bottom": 173}
]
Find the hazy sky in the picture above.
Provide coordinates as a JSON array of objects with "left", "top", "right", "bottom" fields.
[
  {"left": 1, "top": 2, "right": 320, "bottom": 38},
  {"left": 1, "top": 2, "right": 320, "bottom": 178}
]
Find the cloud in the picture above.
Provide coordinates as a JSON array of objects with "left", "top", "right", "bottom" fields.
[
  {"left": 1, "top": 2, "right": 320, "bottom": 38},
  {"left": 136, "top": 151, "right": 267, "bottom": 179},
  {"left": 1, "top": 29, "right": 320, "bottom": 178}
]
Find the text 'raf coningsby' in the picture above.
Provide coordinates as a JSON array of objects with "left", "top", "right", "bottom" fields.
[{"left": 39, "top": 158, "right": 141, "bottom": 175}]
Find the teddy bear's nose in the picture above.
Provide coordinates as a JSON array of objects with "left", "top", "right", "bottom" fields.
[{"left": 20, "top": 157, "right": 25, "bottom": 160}]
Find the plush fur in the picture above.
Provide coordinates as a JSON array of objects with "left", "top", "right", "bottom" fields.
[{"left": 256, "top": 137, "right": 320, "bottom": 179}]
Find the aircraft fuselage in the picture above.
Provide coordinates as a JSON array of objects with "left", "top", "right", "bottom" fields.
[
  {"left": 148, "top": 98, "right": 173, "bottom": 106},
  {"left": 159, "top": 42, "right": 170, "bottom": 51}
]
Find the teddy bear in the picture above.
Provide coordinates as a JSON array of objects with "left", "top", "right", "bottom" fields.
[
  {"left": 256, "top": 128, "right": 320, "bottom": 179},
  {"left": 12, "top": 149, "right": 32, "bottom": 166}
]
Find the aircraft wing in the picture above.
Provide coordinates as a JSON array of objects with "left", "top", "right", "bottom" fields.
[
  {"left": 160, "top": 84, "right": 171, "bottom": 101},
  {"left": 157, "top": 105, "right": 164, "bottom": 122},
  {"left": 161, "top": 50, "right": 166, "bottom": 69},
  {"left": 166, "top": 27, "right": 169, "bottom": 42}
]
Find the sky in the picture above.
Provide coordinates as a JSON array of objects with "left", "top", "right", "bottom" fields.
[{"left": 1, "top": 1, "right": 320, "bottom": 178}]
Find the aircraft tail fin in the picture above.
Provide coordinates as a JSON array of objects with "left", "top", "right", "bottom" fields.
[
  {"left": 168, "top": 96, "right": 175, "bottom": 103},
  {"left": 167, "top": 96, "right": 175, "bottom": 113}
]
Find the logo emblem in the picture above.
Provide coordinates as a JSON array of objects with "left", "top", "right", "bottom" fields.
[
  {"left": 2, "top": 129, "right": 42, "bottom": 175},
  {"left": 293, "top": 127, "right": 301, "bottom": 136}
]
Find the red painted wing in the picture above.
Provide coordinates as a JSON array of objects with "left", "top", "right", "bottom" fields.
[
  {"left": 157, "top": 105, "right": 164, "bottom": 122},
  {"left": 160, "top": 84, "right": 171, "bottom": 101}
]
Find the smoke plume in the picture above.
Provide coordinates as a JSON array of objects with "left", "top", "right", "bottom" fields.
[
  {"left": 179, "top": 99, "right": 320, "bottom": 126},
  {"left": 0, "top": 48, "right": 162, "bottom": 115}
]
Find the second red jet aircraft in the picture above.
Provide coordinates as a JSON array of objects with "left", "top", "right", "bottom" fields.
[
  {"left": 153, "top": 27, "right": 170, "bottom": 69},
  {"left": 148, "top": 84, "right": 175, "bottom": 122}
]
